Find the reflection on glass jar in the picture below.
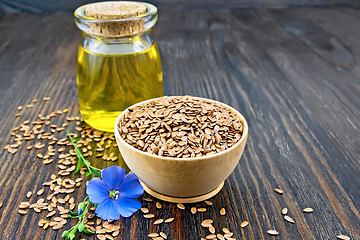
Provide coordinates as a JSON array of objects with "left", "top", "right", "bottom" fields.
[{"left": 74, "top": 2, "right": 163, "bottom": 132}]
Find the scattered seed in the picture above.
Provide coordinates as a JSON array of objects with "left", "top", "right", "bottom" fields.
[
  {"left": 140, "top": 207, "right": 149, "bottom": 213},
  {"left": 198, "top": 208, "right": 207, "bottom": 212},
  {"left": 274, "top": 188, "right": 284, "bottom": 194},
  {"left": 97, "top": 235, "right": 106, "bottom": 240},
  {"left": 156, "top": 202, "right": 162, "bottom": 209},
  {"left": 153, "top": 237, "right": 164, "bottom": 240},
  {"left": 284, "top": 215, "right": 295, "bottom": 224},
  {"left": 202, "top": 219, "right": 213, "bottom": 224},
  {"left": 143, "top": 198, "right": 153, "bottom": 202},
  {"left": 222, "top": 228, "right": 230, "bottom": 234},
  {"left": 18, "top": 210, "right": 27, "bottom": 215},
  {"left": 37, "top": 189, "right": 44, "bottom": 196},
  {"left": 206, "top": 234, "right": 216, "bottom": 239},
  {"left": 43, "top": 97, "right": 51, "bottom": 101},
  {"left": 154, "top": 219, "right": 164, "bottom": 225},
  {"left": 220, "top": 208, "right": 226, "bottom": 215},
  {"left": 177, "top": 203, "right": 185, "bottom": 210},
  {"left": 281, "top": 208, "right": 288, "bottom": 215},
  {"left": 201, "top": 222, "right": 212, "bottom": 228},
  {"left": 191, "top": 207, "right": 197, "bottom": 214},
  {"left": 204, "top": 201, "right": 212, "bottom": 206},
  {"left": 52, "top": 224, "right": 63, "bottom": 230},
  {"left": 148, "top": 233, "right": 159, "bottom": 237},
  {"left": 337, "top": 235, "right": 350, "bottom": 240},
  {"left": 144, "top": 214, "right": 155, "bottom": 219},
  {"left": 47, "top": 211, "right": 56, "bottom": 218},
  {"left": 164, "top": 218, "right": 174, "bottom": 223},
  {"left": 240, "top": 221, "right": 249, "bottom": 228},
  {"left": 105, "top": 234, "right": 114, "bottom": 240},
  {"left": 303, "top": 208, "right": 313, "bottom": 213},
  {"left": 217, "top": 234, "right": 225, "bottom": 240},
  {"left": 112, "top": 230, "right": 119, "bottom": 237},
  {"left": 17, "top": 106, "right": 23, "bottom": 111},
  {"left": 267, "top": 230, "right": 279, "bottom": 236},
  {"left": 26, "top": 191, "right": 32, "bottom": 198},
  {"left": 43, "top": 222, "right": 49, "bottom": 229},
  {"left": 209, "top": 226, "right": 215, "bottom": 234},
  {"left": 160, "top": 232, "right": 167, "bottom": 239}
]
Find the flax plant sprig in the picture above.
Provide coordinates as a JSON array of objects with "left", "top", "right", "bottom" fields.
[
  {"left": 62, "top": 196, "right": 94, "bottom": 240},
  {"left": 67, "top": 131, "right": 101, "bottom": 178}
]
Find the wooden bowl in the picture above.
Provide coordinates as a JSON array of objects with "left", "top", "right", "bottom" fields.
[{"left": 114, "top": 96, "right": 248, "bottom": 203}]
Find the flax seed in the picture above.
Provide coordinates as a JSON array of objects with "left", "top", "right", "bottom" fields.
[
  {"left": 191, "top": 207, "right": 197, "bottom": 214},
  {"left": 240, "top": 221, "right": 249, "bottom": 228},
  {"left": 37, "top": 189, "right": 44, "bottom": 196},
  {"left": 26, "top": 191, "right": 32, "bottom": 198},
  {"left": 267, "top": 230, "right": 279, "bottom": 236},
  {"left": 284, "top": 215, "right": 295, "bottom": 224},
  {"left": 220, "top": 208, "right": 226, "bottom": 215},
  {"left": 206, "top": 234, "right": 216, "bottom": 239},
  {"left": 274, "top": 188, "right": 284, "bottom": 194},
  {"left": 18, "top": 210, "right": 27, "bottom": 215},
  {"left": 154, "top": 219, "right": 164, "bottom": 225},
  {"left": 303, "top": 208, "right": 313, "bottom": 213},
  {"left": 148, "top": 233, "right": 159, "bottom": 237},
  {"left": 337, "top": 235, "right": 350, "bottom": 240},
  {"left": 198, "top": 208, "right": 207, "bottom": 212},
  {"left": 177, "top": 203, "right": 185, "bottom": 210},
  {"left": 141, "top": 207, "right": 149, "bottom": 213},
  {"left": 164, "top": 218, "right": 174, "bottom": 223}
]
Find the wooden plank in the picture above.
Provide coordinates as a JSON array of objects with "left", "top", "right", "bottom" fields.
[{"left": 0, "top": 6, "right": 359, "bottom": 240}]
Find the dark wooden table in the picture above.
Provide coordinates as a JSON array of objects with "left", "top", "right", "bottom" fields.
[{"left": 1, "top": 6, "right": 360, "bottom": 240}]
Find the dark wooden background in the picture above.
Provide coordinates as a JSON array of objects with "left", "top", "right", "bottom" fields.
[{"left": 1, "top": 3, "right": 360, "bottom": 240}]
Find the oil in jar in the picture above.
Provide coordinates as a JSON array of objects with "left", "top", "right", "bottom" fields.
[{"left": 76, "top": 42, "right": 163, "bottom": 132}]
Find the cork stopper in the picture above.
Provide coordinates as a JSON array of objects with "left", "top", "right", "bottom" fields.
[{"left": 85, "top": 1, "right": 147, "bottom": 38}]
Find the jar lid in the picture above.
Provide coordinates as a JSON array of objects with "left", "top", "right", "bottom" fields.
[{"left": 74, "top": 1, "right": 158, "bottom": 38}]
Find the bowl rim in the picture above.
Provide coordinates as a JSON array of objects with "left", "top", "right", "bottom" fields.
[{"left": 114, "top": 96, "right": 248, "bottom": 162}]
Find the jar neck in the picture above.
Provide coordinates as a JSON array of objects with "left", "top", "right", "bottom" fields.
[{"left": 80, "top": 29, "right": 154, "bottom": 55}]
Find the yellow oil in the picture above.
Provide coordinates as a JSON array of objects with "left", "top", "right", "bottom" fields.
[{"left": 77, "top": 42, "right": 163, "bottom": 132}]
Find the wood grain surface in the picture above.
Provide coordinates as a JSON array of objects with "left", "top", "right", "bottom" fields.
[{"left": 1, "top": 6, "right": 360, "bottom": 240}]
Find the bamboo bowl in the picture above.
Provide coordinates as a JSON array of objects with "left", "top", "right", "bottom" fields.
[{"left": 114, "top": 96, "right": 248, "bottom": 203}]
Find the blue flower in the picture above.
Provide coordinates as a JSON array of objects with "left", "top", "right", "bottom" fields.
[{"left": 86, "top": 166, "right": 144, "bottom": 220}]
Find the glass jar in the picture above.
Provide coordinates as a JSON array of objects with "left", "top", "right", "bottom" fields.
[{"left": 74, "top": 2, "right": 163, "bottom": 132}]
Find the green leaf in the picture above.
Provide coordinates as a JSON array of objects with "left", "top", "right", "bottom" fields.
[
  {"left": 74, "top": 148, "right": 84, "bottom": 173},
  {"left": 67, "top": 131, "right": 84, "bottom": 174},
  {"left": 85, "top": 172, "right": 91, "bottom": 177},
  {"left": 62, "top": 230, "right": 69, "bottom": 238},
  {"left": 83, "top": 229, "right": 95, "bottom": 235},
  {"left": 90, "top": 167, "right": 102, "bottom": 178},
  {"left": 68, "top": 233, "right": 75, "bottom": 240},
  {"left": 78, "top": 222, "right": 85, "bottom": 232}
]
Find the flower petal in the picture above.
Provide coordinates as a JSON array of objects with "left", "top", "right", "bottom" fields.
[
  {"left": 119, "top": 173, "right": 144, "bottom": 198},
  {"left": 101, "top": 166, "right": 126, "bottom": 190},
  {"left": 86, "top": 178, "right": 109, "bottom": 204},
  {"left": 114, "top": 197, "right": 142, "bottom": 217},
  {"left": 95, "top": 198, "right": 121, "bottom": 220}
]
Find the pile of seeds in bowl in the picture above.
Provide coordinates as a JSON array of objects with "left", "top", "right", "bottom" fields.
[{"left": 118, "top": 96, "right": 244, "bottom": 158}]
